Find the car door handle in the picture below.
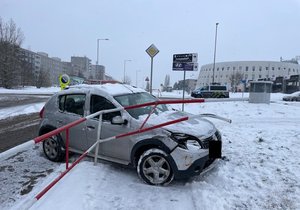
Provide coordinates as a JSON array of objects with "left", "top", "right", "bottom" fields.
[{"left": 87, "top": 125, "right": 95, "bottom": 130}]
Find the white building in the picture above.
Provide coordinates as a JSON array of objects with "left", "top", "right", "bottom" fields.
[{"left": 196, "top": 60, "right": 300, "bottom": 89}]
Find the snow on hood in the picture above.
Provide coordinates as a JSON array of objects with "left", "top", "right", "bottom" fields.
[{"left": 137, "top": 111, "right": 216, "bottom": 139}]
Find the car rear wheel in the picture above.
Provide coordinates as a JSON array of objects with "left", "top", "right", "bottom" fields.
[
  {"left": 43, "top": 134, "right": 65, "bottom": 162},
  {"left": 137, "top": 148, "right": 174, "bottom": 185}
]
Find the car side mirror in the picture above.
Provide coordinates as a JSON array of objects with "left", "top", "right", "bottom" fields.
[{"left": 111, "top": 116, "right": 128, "bottom": 125}]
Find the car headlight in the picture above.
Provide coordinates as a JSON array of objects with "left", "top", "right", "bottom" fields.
[{"left": 170, "top": 133, "right": 202, "bottom": 150}]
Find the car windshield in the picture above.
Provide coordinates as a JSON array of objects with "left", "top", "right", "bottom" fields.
[{"left": 114, "top": 92, "right": 170, "bottom": 119}]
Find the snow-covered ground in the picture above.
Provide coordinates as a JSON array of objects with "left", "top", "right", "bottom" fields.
[
  {"left": 0, "top": 86, "right": 60, "bottom": 94},
  {"left": 0, "top": 103, "right": 45, "bottom": 120},
  {"left": 1, "top": 87, "right": 300, "bottom": 210}
]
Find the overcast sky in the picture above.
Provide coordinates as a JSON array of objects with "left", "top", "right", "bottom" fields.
[{"left": 1, "top": 0, "right": 300, "bottom": 88}]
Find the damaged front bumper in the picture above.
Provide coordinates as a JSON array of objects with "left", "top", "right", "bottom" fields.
[{"left": 169, "top": 140, "right": 222, "bottom": 179}]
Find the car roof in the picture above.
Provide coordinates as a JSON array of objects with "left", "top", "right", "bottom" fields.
[
  {"left": 291, "top": 91, "right": 300, "bottom": 96},
  {"left": 61, "top": 83, "right": 146, "bottom": 96}
]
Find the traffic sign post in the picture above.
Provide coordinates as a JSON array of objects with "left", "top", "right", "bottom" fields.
[
  {"left": 59, "top": 74, "right": 70, "bottom": 90},
  {"left": 172, "top": 53, "right": 198, "bottom": 111},
  {"left": 146, "top": 44, "right": 159, "bottom": 94}
]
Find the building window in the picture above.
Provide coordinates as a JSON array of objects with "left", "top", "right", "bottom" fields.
[
  {"left": 217, "top": 67, "right": 219, "bottom": 71},
  {"left": 278, "top": 67, "right": 281, "bottom": 70},
  {"left": 272, "top": 67, "right": 275, "bottom": 70},
  {"left": 222, "top": 67, "right": 224, "bottom": 71},
  {"left": 266, "top": 67, "right": 268, "bottom": 70},
  {"left": 246, "top": 66, "right": 249, "bottom": 71},
  {"left": 259, "top": 75, "right": 262, "bottom": 78},
  {"left": 252, "top": 74, "right": 255, "bottom": 80},
  {"left": 259, "top": 66, "right": 262, "bottom": 71},
  {"left": 252, "top": 66, "right": 255, "bottom": 71},
  {"left": 245, "top": 74, "right": 248, "bottom": 79},
  {"left": 233, "top": 67, "right": 236, "bottom": 70}
]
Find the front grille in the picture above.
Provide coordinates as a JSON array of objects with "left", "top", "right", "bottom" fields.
[{"left": 201, "top": 131, "right": 221, "bottom": 149}]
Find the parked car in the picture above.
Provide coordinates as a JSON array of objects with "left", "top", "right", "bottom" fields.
[
  {"left": 39, "top": 83, "right": 225, "bottom": 185},
  {"left": 191, "top": 85, "right": 229, "bottom": 98},
  {"left": 282, "top": 91, "right": 300, "bottom": 102}
]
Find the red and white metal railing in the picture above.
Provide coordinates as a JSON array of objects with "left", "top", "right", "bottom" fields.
[{"left": 1, "top": 98, "right": 206, "bottom": 210}]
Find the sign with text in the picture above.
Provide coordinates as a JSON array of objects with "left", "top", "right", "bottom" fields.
[
  {"left": 173, "top": 53, "right": 198, "bottom": 63},
  {"left": 172, "top": 62, "right": 198, "bottom": 71},
  {"left": 172, "top": 53, "right": 198, "bottom": 71}
]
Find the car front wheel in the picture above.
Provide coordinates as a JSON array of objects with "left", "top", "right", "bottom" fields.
[{"left": 137, "top": 148, "right": 174, "bottom": 185}]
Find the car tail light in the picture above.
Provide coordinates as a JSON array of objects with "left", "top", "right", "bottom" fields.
[{"left": 39, "top": 106, "right": 45, "bottom": 118}]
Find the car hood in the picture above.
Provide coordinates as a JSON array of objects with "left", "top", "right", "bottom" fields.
[{"left": 137, "top": 111, "right": 216, "bottom": 139}]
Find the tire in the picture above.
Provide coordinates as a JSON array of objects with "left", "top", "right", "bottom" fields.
[
  {"left": 137, "top": 148, "right": 174, "bottom": 185},
  {"left": 43, "top": 134, "right": 65, "bottom": 162}
]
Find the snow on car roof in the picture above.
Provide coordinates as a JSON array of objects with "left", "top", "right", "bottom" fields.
[{"left": 66, "top": 83, "right": 146, "bottom": 96}]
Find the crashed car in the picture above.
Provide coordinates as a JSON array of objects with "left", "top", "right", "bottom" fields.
[{"left": 39, "top": 83, "right": 230, "bottom": 185}]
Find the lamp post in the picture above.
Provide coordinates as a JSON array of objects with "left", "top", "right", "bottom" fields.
[
  {"left": 212, "top": 22, "right": 219, "bottom": 84},
  {"left": 123, "top": 59, "right": 132, "bottom": 83},
  {"left": 96, "top": 38, "right": 109, "bottom": 65}
]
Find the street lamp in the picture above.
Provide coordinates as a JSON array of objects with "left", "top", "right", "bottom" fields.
[
  {"left": 123, "top": 59, "right": 132, "bottom": 83},
  {"left": 96, "top": 38, "right": 109, "bottom": 65},
  {"left": 212, "top": 22, "right": 219, "bottom": 84}
]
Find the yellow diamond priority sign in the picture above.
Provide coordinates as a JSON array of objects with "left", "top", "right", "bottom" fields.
[{"left": 146, "top": 44, "right": 159, "bottom": 58}]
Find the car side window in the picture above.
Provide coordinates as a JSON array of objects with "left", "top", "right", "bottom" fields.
[
  {"left": 58, "top": 94, "right": 86, "bottom": 116},
  {"left": 201, "top": 86, "right": 208, "bottom": 91},
  {"left": 90, "top": 95, "right": 121, "bottom": 121}
]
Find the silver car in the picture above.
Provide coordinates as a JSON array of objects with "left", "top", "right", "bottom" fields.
[{"left": 39, "top": 84, "right": 223, "bottom": 185}]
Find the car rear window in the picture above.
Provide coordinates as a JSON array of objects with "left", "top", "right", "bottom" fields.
[
  {"left": 210, "top": 86, "right": 227, "bottom": 91},
  {"left": 58, "top": 94, "right": 86, "bottom": 116}
]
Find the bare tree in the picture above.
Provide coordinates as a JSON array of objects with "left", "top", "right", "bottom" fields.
[
  {"left": 36, "top": 68, "right": 51, "bottom": 88},
  {"left": 0, "top": 18, "right": 24, "bottom": 88},
  {"left": 229, "top": 72, "right": 243, "bottom": 92},
  {"left": 20, "top": 59, "right": 35, "bottom": 86}
]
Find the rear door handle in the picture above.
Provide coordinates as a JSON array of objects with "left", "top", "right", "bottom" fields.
[{"left": 87, "top": 125, "right": 95, "bottom": 130}]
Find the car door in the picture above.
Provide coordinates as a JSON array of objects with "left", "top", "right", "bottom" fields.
[
  {"left": 57, "top": 94, "right": 88, "bottom": 151},
  {"left": 85, "top": 94, "right": 132, "bottom": 162}
]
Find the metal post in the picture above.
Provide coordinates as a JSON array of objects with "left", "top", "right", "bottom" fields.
[
  {"left": 212, "top": 23, "right": 219, "bottom": 84},
  {"left": 150, "top": 57, "right": 153, "bottom": 94},
  {"left": 94, "top": 114, "right": 103, "bottom": 165},
  {"left": 182, "top": 70, "right": 186, "bottom": 111},
  {"left": 123, "top": 59, "right": 131, "bottom": 84},
  {"left": 97, "top": 39, "right": 99, "bottom": 65},
  {"left": 66, "top": 128, "right": 69, "bottom": 169},
  {"left": 96, "top": 38, "right": 109, "bottom": 65}
]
